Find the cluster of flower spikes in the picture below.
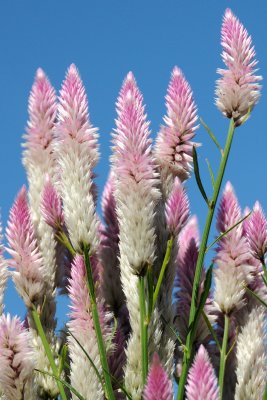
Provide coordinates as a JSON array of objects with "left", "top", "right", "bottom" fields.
[{"left": 0, "top": 7, "right": 265, "bottom": 400}]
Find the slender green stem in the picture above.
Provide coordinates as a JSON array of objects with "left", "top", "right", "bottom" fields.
[
  {"left": 139, "top": 275, "right": 148, "bottom": 384},
  {"left": 31, "top": 308, "right": 67, "bottom": 400},
  {"left": 83, "top": 247, "right": 115, "bottom": 400},
  {"left": 261, "top": 260, "right": 267, "bottom": 285},
  {"left": 153, "top": 237, "right": 173, "bottom": 310},
  {"left": 219, "top": 314, "right": 230, "bottom": 399},
  {"left": 177, "top": 119, "right": 235, "bottom": 400}
]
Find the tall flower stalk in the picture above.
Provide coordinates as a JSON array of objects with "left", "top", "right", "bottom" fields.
[{"left": 177, "top": 7, "right": 261, "bottom": 398}]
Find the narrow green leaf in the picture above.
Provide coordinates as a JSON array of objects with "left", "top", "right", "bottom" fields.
[
  {"left": 192, "top": 146, "right": 209, "bottom": 206},
  {"left": 226, "top": 326, "right": 238, "bottom": 358},
  {"left": 244, "top": 285, "right": 267, "bottom": 308},
  {"left": 147, "top": 264, "right": 154, "bottom": 320},
  {"left": 188, "top": 265, "right": 213, "bottom": 346},
  {"left": 200, "top": 118, "right": 223, "bottom": 154},
  {"left": 35, "top": 369, "right": 86, "bottom": 400},
  {"left": 163, "top": 316, "right": 186, "bottom": 349},
  {"left": 206, "top": 212, "right": 252, "bottom": 253},
  {"left": 58, "top": 344, "right": 68, "bottom": 376},
  {"left": 262, "top": 274, "right": 267, "bottom": 287},
  {"left": 205, "top": 158, "right": 215, "bottom": 190},
  {"left": 240, "top": 106, "right": 252, "bottom": 125},
  {"left": 153, "top": 237, "right": 173, "bottom": 309},
  {"left": 201, "top": 310, "right": 221, "bottom": 351}
]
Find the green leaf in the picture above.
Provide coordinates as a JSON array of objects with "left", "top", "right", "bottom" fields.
[
  {"left": 201, "top": 310, "right": 221, "bottom": 351},
  {"left": 205, "top": 158, "right": 215, "bottom": 190},
  {"left": 206, "top": 212, "right": 252, "bottom": 253},
  {"left": 193, "top": 146, "right": 209, "bottom": 206},
  {"left": 200, "top": 118, "right": 223, "bottom": 154},
  {"left": 58, "top": 344, "right": 68, "bottom": 376},
  {"left": 188, "top": 265, "right": 213, "bottom": 347},
  {"left": 244, "top": 285, "right": 267, "bottom": 308},
  {"left": 35, "top": 369, "right": 86, "bottom": 400}
]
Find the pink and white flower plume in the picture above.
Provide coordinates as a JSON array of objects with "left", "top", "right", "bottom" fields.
[
  {"left": 143, "top": 353, "right": 173, "bottom": 400},
  {"left": 245, "top": 201, "right": 267, "bottom": 262},
  {"left": 215, "top": 9, "right": 262, "bottom": 125},
  {"left": 165, "top": 177, "right": 189, "bottom": 237},
  {"left": 0, "top": 221, "right": 8, "bottom": 316},
  {"left": 0, "top": 314, "right": 35, "bottom": 400},
  {"left": 155, "top": 66, "right": 199, "bottom": 184},
  {"left": 214, "top": 182, "right": 253, "bottom": 314},
  {"left": 56, "top": 64, "right": 99, "bottom": 253},
  {"left": 6, "top": 187, "right": 45, "bottom": 308},
  {"left": 186, "top": 345, "right": 219, "bottom": 400},
  {"left": 68, "top": 255, "right": 103, "bottom": 399}
]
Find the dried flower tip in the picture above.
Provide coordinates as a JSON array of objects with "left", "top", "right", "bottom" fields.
[{"left": 215, "top": 9, "right": 262, "bottom": 125}]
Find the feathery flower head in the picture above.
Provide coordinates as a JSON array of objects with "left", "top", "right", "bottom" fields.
[
  {"left": 216, "top": 9, "right": 262, "bottom": 125},
  {"left": 165, "top": 177, "right": 189, "bottom": 236},
  {"left": 112, "top": 72, "right": 160, "bottom": 275},
  {"left": 0, "top": 314, "right": 35, "bottom": 400},
  {"left": 6, "top": 187, "right": 45, "bottom": 307},
  {"left": 113, "top": 72, "right": 158, "bottom": 193},
  {"left": 41, "top": 176, "right": 64, "bottom": 229},
  {"left": 57, "top": 63, "right": 99, "bottom": 165},
  {"left": 214, "top": 182, "right": 254, "bottom": 313},
  {"left": 235, "top": 307, "right": 266, "bottom": 399},
  {"left": 186, "top": 345, "right": 219, "bottom": 400},
  {"left": 24, "top": 68, "right": 57, "bottom": 151},
  {"left": 143, "top": 353, "right": 173, "bottom": 400},
  {"left": 155, "top": 66, "right": 199, "bottom": 181},
  {"left": 177, "top": 215, "right": 199, "bottom": 268},
  {"left": 246, "top": 201, "right": 267, "bottom": 261},
  {"left": 101, "top": 173, "right": 119, "bottom": 243}
]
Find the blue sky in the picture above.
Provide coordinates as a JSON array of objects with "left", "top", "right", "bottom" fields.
[{"left": 1, "top": 1, "right": 266, "bottom": 322}]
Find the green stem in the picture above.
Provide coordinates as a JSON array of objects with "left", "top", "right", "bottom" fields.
[
  {"left": 31, "top": 308, "right": 67, "bottom": 400},
  {"left": 153, "top": 237, "right": 174, "bottom": 310},
  {"left": 83, "top": 247, "right": 115, "bottom": 400},
  {"left": 219, "top": 314, "right": 230, "bottom": 399},
  {"left": 139, "top": 275, "right": 148, "bottom": 384},
  {"left": 177, "top": 119, "right": 235, "bottom": 400}
]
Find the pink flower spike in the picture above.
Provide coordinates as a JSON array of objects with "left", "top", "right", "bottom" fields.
[
  {"left": 216, "top": 9, "right": 262, "bottom": 125},
  {"left": 41, "top": 176, "right": 64, "bottom": 229},
  {"left": 6, "top": 187, "right": 45, "bottom": 307},
  {"left": 25, "top": 68, "right": 57, "bottom": 151},
  {"left": 186, "top": 345, "right": 219, "bottom": 400},
  {"left": 155, "top": 66, "right": 199, "bottom": 181},
  {"left": 143, "top": 353, "right": 173, "bottom": 400},
  {"left": 113, "top": 71, "right": 158, "bottom": 192},
  {"left": 165, "top": 177, "right": 189, "bottom": 236},
  {"left": 246, "top": 201, "right": 267, "bottom": 262},
  {"left": 0, "top": 314, "right": 35, "bottom": 400},
  {"left": 57, "top": 63, "right": 99, "bottom": 166}
]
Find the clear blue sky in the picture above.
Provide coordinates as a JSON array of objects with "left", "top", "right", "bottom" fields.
[{"left": 1, "top": 1, "right": 266, "bottom": 322}]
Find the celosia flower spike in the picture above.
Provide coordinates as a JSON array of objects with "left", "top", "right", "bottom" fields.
[
  {"left": 6, "top": 186, "right": 45, "bottom": 308},
  {"left": 235, "top": 307, "right": 266, "bottom": 399},
  {"left": 57, "top": 63, "right": 99, "bottom": 166},
  {"left": 68, "top": 255, "right": 103, "bottom": 399},
  {"left": 41, "top": 176, "right": 64, "bottom": 229},
  {"left": 165, "top": 177, "right": 189, "bottom": 236},
  {"left": 112, "top": 71, "right": 160, "bottom": 275},
  {"left": 143, "top": 353, "right": 173, "bottom": 400},
  {"left": 186, "top": 345, "right": 219, "bottom": 400},
  {"left": 216, "top": 9, "right": 262, "bottom": 125},
  {"left": 24, "top": 68, "right": 57, "bottom": 151},
  {"left": 56, "top": 64, "right": 100, "bottom": 253},
  {"left": 155, "top": 66, "right": 199, "bottom": 182},
  {"left": 0, "top": 219, "right": 8, "bottom": 316},
  {"left": 214, "top": 182, "right": 254, "bottom": 314},
  {"left": 246, "top": 201, "right": 267, "bottom": 262},
  {"left": 0, "top": 314, "right": 35, "bottom": 400}
]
